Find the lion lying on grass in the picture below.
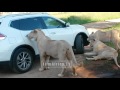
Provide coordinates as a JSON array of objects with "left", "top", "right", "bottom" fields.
[
  {"left": 84, "top": 39, "right": 120, "bottom": 68},
  {"left": 27, "top": 29, "right": 78, "bottom": 77},
  {"left": 88, "top": 30, "right": 120, "bottom": 51}
]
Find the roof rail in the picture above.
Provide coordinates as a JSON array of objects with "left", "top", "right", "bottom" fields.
[
  {"left": 11, "top": 12, "right": 49, "bottom": 17},
  {"left": 0, "top": 12, "right": 49, "bottom": 18}
]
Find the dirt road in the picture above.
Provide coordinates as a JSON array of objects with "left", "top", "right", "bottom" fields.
[
  {"left": 0, "top": 52, "right": 119, "bottom": 78},
  {"left": 0, "top": 54, "right": 85, "bottom": 78},
  {"left": 0, "top": 20, "right": 120, "bottom": 78}
]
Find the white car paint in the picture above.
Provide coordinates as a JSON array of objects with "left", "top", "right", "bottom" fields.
[{"left": 0, "top": 13, "right": 89, "bottom": 62}]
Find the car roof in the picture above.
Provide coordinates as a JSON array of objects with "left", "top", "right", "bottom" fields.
[{"left": 0, "top": 12, "right": 50, "bottom": 20}]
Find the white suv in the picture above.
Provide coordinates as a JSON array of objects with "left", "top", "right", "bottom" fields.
[{"left": 0, "top": 13, "right": 89, "bottom": 73}]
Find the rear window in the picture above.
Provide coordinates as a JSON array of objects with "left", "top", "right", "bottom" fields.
[
  {"left": 10, "top": 17, "right": 44, "bottom": 30},
  {"left": 19, "top": 18, "right": 43, "bottom": 30},
  {"left": 10, "top": 20, "right": 19, "bottom": 29}
]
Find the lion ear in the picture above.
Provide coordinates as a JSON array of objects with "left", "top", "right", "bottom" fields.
[{"left": 34, "top": 29, "right": 38, "bottom": 33}]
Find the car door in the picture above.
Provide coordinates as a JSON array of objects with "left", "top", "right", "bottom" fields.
[
  {"left": 19, "top": 17, "right": 49, "bottom": 55},
  {"left": 41, "top": 16, "right": 74, "bottom": 46}
]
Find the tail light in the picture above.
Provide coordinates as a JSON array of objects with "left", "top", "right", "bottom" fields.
[{"left": 0, "top": 33, "right": 6, "bottom": 40}]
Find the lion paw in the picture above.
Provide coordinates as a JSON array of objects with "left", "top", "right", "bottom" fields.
[
  {"left": 39, "top": 68, "right": 44, "bottom": 72},
  {"left": 44, "top": 67, "right": 50, "bottom": 70},
  {"left": 72, "top": 73, "right": 78, "bottom": 76},
  {"left": 58, "top": 74, "right": 64, "bottom": 77}
]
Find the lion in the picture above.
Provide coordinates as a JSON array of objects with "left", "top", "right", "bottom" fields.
[
  {"left": 84, "top": 39, "right": 120, "bottom": 68},
  {"left": 87, "top": 30, "right": 120, "bottom": 51},
  {"left": 27, "top": 29, "right": 78, "bottom": 77}
]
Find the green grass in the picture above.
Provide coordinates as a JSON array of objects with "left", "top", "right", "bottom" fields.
[
  {"left": 103, "top": 23, "right": 120, "bottom": 31},
  {"left": 105, "top": 42, "right": 115, "bottom": 48},
  {"left": 48, "top": 12, "right": 120, "bottom": 24}
]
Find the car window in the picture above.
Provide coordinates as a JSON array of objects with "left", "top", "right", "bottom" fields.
[
  {"left": 20, "top": 18, "right": 43, "bottom": 30},
  {"left": 10, "top": 20, "right": 19, "bottom": 29},
  {"left": 10, "top": 17, "right": 44, "bottom": 30},
  {"left": 42, "top": 17, "right": 65, "bottom": 29}
]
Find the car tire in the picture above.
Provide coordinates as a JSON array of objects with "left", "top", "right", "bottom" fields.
[
  {"left": 75, "top": 35, "right": 84, "bottom": 54},
  {"left": 10, "top": 48, "right": 34, "bottom": 73}
]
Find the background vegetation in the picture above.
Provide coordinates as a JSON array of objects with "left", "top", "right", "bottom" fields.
[{"left": 49, "top": 12, "right": 120, "bottom": 24}]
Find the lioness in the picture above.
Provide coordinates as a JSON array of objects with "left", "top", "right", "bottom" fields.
[
  {"left": 88, "top": 30, "right": 120, "bottom": 51},
  {"left": 84, "top": 39, "right": 120, "bottom": 68},
  {"left": 27, "top": 29, "right": 78, "bottom": 77}
]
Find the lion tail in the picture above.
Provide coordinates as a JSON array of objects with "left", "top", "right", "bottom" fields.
[
  {"left": 113, "top": 51, "right": 120, "bottom": 68},
  {"left": 66, "top": 47, "right": 78, "bottom": 75},
  {"left": 66, "top": 47, "right": 78, "bottom": 65}
]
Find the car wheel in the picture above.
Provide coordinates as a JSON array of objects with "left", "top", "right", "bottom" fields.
[
  {"left": 75, "top": 35, "right": 84, "bottom": 54},
  {"left": 10, "top": 48, "right": 34, "bottom": 73}
]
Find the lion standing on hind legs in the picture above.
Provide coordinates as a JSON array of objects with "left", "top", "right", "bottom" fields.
[{"left": 27, "top": 29, "right": 79, "bottom": 77}]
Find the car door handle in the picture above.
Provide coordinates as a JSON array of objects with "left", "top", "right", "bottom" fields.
[{"left": 51, "top": 32, "right": 56, "bottom": 34}]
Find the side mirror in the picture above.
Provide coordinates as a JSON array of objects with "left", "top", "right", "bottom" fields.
[{"left": 65, "top": 22, "right": 70, "bottom": 27}]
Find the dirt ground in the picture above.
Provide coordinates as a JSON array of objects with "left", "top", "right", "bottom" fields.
[
  {"left": 0, "top": 21, "right": 120, "bottom": 78},
  {"left": 63, "top": 51, "right": 120, "bottom": 78},
  {"left": 63, "top": 45, "right": 120, "bottom": 78},
  {"left": 0, "top": 47, "right": 120, "bottom": 78}
]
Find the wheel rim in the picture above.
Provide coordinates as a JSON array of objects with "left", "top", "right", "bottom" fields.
[{"left": 17, "top": 52, "right": 32, "bottom": 71}]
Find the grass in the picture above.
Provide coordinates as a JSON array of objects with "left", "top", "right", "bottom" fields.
[
  {"left": 105, "top": 42, "right": 115, "bottom": 48},
  {"left": 48, "top": 12, "right": 120, "bottom": 24},
  {"left": 2, "top": 12, "right": 120, "bottom": 25},
  {"left": 103, "top": 23, "right": 120, "bottom": 31}
]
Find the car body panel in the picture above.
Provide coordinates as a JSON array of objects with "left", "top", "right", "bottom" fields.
[{"left": 0, "top": 13, "right": 89, "bottom": 62}]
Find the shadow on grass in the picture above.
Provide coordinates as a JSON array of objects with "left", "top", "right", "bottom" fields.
[{"left": 60, "top": 16, "right": 96, "bottom": 25}]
